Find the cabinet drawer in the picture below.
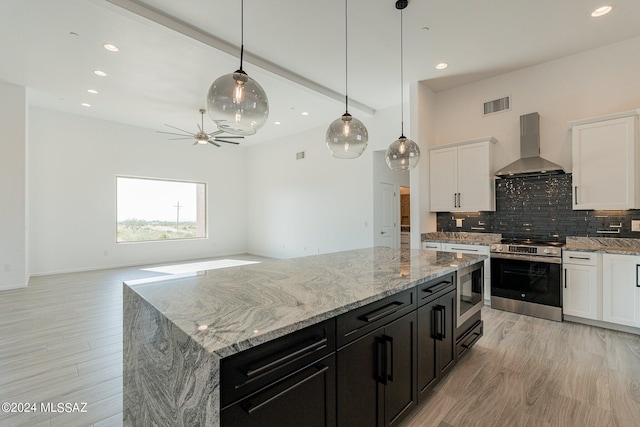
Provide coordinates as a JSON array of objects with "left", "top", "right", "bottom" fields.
[
  {"left": 417, "top": 273, "right": 455, "bottom": 307},
  {"left": 422, "top": 242, "right": 441, "bottom": 251},
  {"left": 563, "top": 251, "right": 598, "bottom": 266},
  {"left": 336, "top": 289, "right": 415, "bottom": 348},
  {"left": 221, "top": 319, "right": 335, "bottom": 407},
  {"left": 222, "top": 354, "right": 336, "bottom": 427},
  {"left": 456, "top": 320, "right": 483, "bottom": 358},
  {"left": 442, "top": 243, "right": 489, "bottom": 255}
]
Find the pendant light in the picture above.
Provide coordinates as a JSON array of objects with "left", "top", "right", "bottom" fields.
[
  {"left": 385, "top": 0, "right": 420, "bottom": 171},
  {"left": 207, "top": 0, "right": 269, "bottom": 136},
  {"left": 326, "top": 0, "right": 368, "bottom": 159}
]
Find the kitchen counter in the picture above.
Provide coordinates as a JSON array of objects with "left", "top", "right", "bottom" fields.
[
  {"left": 123, "top": 247, "right": 486, "bottom": 426},
  {"left": 421, "top": 231, "right": 501, "bottom": 245},
  {"left": 565, "top": 236, "right": 640, "bottom": 256}
]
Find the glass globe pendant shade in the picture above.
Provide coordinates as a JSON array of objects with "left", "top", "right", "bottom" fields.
[
  {"left": 207, "top": 70, "right": 269, "bottom": 136},
  {"left": 385, "top": 135, "right": 420, "bottom": 170},
  {"left": 326, "top": 112, "right": 368, "bottom": 159}
]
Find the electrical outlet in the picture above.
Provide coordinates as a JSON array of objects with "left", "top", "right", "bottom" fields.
[
  {"left": 632, "top": 220, "right": 640, "bottom": 232},
  {"left": 456, "top": 218, "right": 464, "bottom": 228}
]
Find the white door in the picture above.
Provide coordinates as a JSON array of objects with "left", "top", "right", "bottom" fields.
[
  {"left": 429, "top": 146, "right": 457, "bottom": 211},
  {"left": 375, "top": 182, "right": 397, "bottom": 248},
  {"left": 602, "top": 253, "right": 640, "bottom": 327},
  {"left": 572, "top": 117, "right": 636, "bottom": 209}
]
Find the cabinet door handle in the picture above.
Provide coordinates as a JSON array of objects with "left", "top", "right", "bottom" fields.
[
  {"left": 453, "top": 193, "right": 457, "bottom": 208},
  {"left": 574, "top": 186, "right": 578, "bottom": 205},
  {"left": 450, "top": 247, "right": 479, "bottom": 252},
  {"left": 385, "top": 335, "right": 394, "bottom": 382},
  {"left": 637, "top": 265, "right": 640, "bottom": 288},
  {"left": 432, "top": 305, "right": 445, "bottom": 341},
  {"left": 568, "top": 256, "right": 590, "bottom": 260},
  {"left": 458, "top": 193, "right": 462, "bottom": 208},
  {"left": 564, "top": 268, "right": 567, "bottom": 289},
  {"left": 421, "top": 280, "right": 452, "bottom": 294},
  {"left": 439, "top": 305, "right": 446, "bottom": 340},
  {"left": 243, "top": 363, "right": 329, "bottom": 415},
  {"left": 377, "top": 337, "right": 387, "bottom": 385},
  {"left": 360, "top": 301, "right": 404, "bottom": 323},
  {"left": 242, "top": 337, "right": 328, "bottom": 379}
]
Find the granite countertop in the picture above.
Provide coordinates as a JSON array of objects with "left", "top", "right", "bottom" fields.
[
  {"left": 565, "top": 236, "right": 640, "bottom": 256},
  {"left": 125, "top": 247, "right": 485, "bottom": 359},
  {"left": 421, "top": 232, "right": 501, "bottom": 246}
]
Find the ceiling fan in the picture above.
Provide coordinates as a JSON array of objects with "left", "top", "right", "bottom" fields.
[{"left": 157, "top": 109, "right": 244, "bottom": 147}]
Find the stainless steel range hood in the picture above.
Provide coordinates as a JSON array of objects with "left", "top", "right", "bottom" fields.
[{"left": 494, "top": 112, "right": 565, "bottom": 178}]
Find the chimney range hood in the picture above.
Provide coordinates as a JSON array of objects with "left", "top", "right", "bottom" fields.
[{"left": 494, "top": 112, "right": 565, "bottom": 178}]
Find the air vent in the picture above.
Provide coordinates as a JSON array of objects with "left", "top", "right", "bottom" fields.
[{"left": 483, "top": 96, "right": 511, "bottom": 115}]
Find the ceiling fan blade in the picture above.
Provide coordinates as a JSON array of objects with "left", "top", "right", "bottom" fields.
[
  {"left": 214, "top": 135, "right": 244, "bottom": 139},
  {"left": 193, "top": 141, "right": 199, "bottom": 145},
  {"left": 208, "top": 140, "right": 221, "bottom": 147},
  {"left": 207, "top": 129, "right": 224, "bottom": 137},
  {"left": 197, "top": 123, "right": 203, "bottom": 132},
  {"left": 215, "top": 138, "right": 240, "bottom": 145},
  {"left": 168, "top": 137, "right": 196, "bottom": 140},
  {"left": 157, "top": 130, "right": 193, "bottom": 137},
  {"left": 164, "top": 124, "right": 196, "bottom": 134}
]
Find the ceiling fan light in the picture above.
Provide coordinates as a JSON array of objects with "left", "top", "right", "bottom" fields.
[
  {"left": 386, "top": 136, "right": 420, "bottom": 171},
  {"left": 326, "top": 113, "right": 368, "bottom": 159}
]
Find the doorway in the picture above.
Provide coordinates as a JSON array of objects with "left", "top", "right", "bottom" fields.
[
  {"left": 400, "top": 186, "right": 410, "bottom": 248},
  {"left": 373, "top": 151, "right": 410, "bottom": 248}
]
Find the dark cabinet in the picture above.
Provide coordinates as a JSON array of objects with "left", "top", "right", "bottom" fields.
[
  {"left": 416, "top": 274, "right": 456, "bottom": 401},
  {"left": 336, "top": 289, "right": 417, "bottom": 427}
]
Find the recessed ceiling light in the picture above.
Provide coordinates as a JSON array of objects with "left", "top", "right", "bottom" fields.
[
  {"left": 301, "top": 112, "right": 309, "bottom": 116},
  {"left": 93, "top": 70, "right": 107, "bottom": 77},
  {"left": 591, "top": 5, "right": 613, "bottom": 17},
  {"left": 103, "top": 43, "right": 119, "bottom": 52},
  {"left": 87, "top": 89, "right": 98, "bottom": 94},
  {"left": 81, "top": 103, "right": 91, "bottom": 107},
  {"left": 436, "top": 62, "right": 448, "bottom": 70},
  {"left": 274, "top": 121, "right": 281, "bottom": 125}
]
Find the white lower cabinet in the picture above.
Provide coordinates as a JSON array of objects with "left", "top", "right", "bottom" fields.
[
  {"left": 602, "top": 253, "right": 640, "bottom": 328},
  {"left": 563, "top": 251, "right": 600, "bottom": 321},
  {"left": 440, "top": 243, "right": 491, "bottom": 303}
]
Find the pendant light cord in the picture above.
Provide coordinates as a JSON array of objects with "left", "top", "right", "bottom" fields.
[
  {"left": 400, "top": 7, "right": 405, "bottom": 137},
  {"left": 239, "top": 0, "right": 244, "bottom": 72},
  {"left": 344, "top": 0, "right": 349, "bottom": 113}
]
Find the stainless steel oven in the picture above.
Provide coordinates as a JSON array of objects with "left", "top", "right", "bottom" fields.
[
  {"left": 490, "top": 240, "right": 563, "bottom": 321},
  {"left": 456, "top": 262, "right": 484, "bottom": 327}
]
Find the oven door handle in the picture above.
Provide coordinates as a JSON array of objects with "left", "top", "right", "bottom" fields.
[{"left": 490, "top": 253, "right": 562, "bottom": 264}]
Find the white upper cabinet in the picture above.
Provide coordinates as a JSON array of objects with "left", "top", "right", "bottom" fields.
[
  {"left": 429, "top": 138, "right": 496, "bottom": 212},
  {"left": 570, "top": 110, "right": 640, "bottom": 210}
]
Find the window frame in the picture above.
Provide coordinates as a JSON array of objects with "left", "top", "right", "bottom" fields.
[{"left": 115, "top": 175, "right": 207, "bottom": 243}]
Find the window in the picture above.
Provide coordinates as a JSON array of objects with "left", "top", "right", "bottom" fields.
[{"left": 116, "top": 176, "right": 206, "bottom": 243}]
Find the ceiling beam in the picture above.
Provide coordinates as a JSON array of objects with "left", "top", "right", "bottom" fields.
[{"left": 105, "top": 0, "right": 376, "bottom": 116}]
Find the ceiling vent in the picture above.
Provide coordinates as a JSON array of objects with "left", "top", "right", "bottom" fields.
[{"left": 483, "top": 96, "right": 511, "bottom": 116}]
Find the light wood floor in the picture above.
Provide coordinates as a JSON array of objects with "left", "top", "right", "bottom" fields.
[
  {"left": 401, "top": 307, "right": 640, "bottom": 427},
  {"left": 1, "top": 262, "right": 639, "bottom": 427}
]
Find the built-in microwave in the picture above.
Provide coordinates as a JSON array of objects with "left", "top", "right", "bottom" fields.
[{"left": 456, "top": 262, "right": 484, "bottom": 327}]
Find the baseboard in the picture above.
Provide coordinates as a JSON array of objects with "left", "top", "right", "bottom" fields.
[{"left": 563, "top": 315, "right": 640, "bottom": 335}]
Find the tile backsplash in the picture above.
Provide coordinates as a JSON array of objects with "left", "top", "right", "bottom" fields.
[{"left": 436, "top": 174, "right": 640, "bottom": 241}]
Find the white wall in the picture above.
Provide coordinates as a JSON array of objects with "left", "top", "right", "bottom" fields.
[
  {"left": 410, "top": 81, "right": 437, "bottom": 238},
  {"left": 29, "top": 108, "right": 247, "bottom": 275},
  {"left": 245, "top": 103, "right": 407, "bottom": 259},
  {"left": 246, "top": 124, "right": 374, "bottom": 258},
  {"left": 0, "top": 82, "right": 28, "bottom": 289},
  {"left": 430, "top": 36, "right": 640, "bottom": 173}
]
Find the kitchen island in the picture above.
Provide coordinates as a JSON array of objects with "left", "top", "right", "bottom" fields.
[{"left": 123, "top": 247, "right": 485, "bottom": 426}]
